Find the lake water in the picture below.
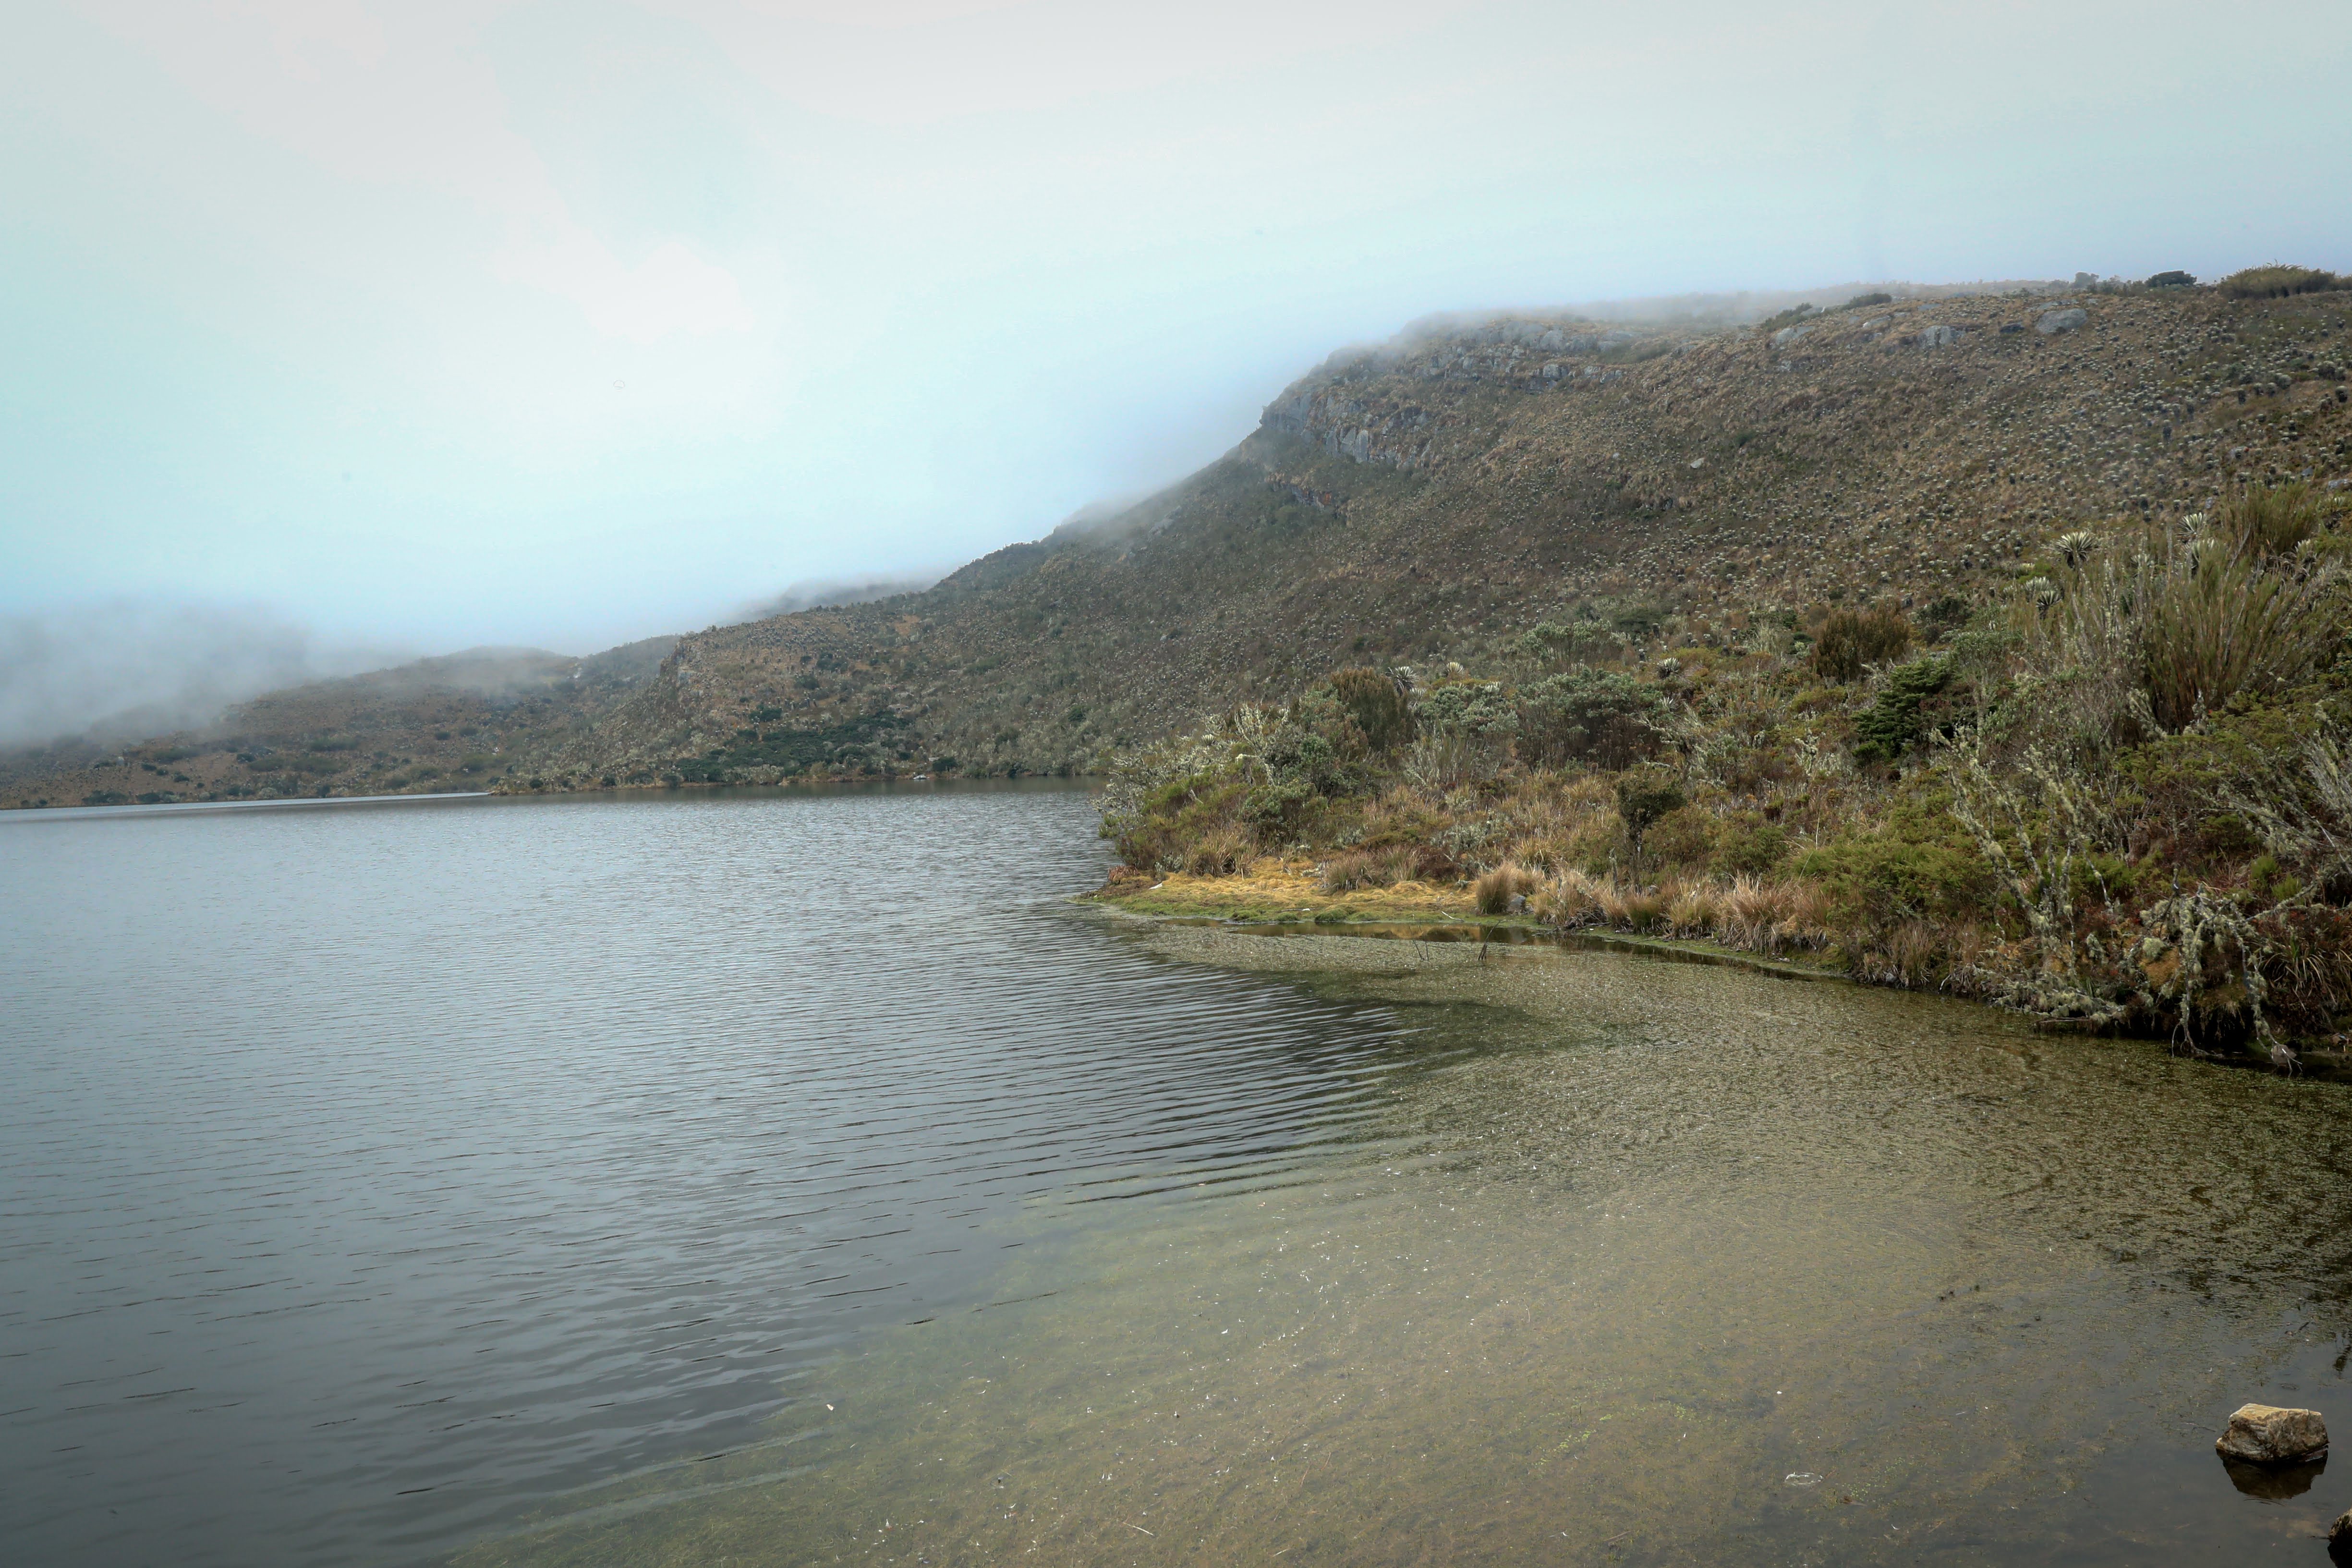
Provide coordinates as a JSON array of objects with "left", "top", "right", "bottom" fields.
[{"left": 6, "top": 785, "right": 2352, "bottom": 1567}]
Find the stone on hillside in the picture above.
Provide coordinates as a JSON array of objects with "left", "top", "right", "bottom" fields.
[
  {"left": 1772, "top": 324, "right": 1812, "bottom": 348},
  {"left": 2037, "top": 308, "right": 2089, "bottom": 335},
  {"left": 1920, "top": 324, "right": 1961, "bottom": 349},
  {"left": 2215, "top": 1402, "right": 2328, "bottom": 1464}
]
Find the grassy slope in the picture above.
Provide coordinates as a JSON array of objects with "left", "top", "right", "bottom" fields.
[
  {"left": 9, "top": 281, "right": 2348, "bottom": 807},
  {"left": 1, "top": 641, "right": 675, "bottom": 808},
  {"left": 553, "top": 284, "right": 2352, "bottom": 789}
]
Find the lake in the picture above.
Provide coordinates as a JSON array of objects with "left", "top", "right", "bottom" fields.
[{"left": 5, "top": 784, "right": 2351, "bottom": 1566}]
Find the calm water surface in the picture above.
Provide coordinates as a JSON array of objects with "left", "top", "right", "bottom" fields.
[{"left": 6, "top": 785, "right": 2352, "bottom": 1567}]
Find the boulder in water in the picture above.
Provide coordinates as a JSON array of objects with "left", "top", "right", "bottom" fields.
[{"left": 2215, "top": 1402, "right": 2327, "bottom": 1464}]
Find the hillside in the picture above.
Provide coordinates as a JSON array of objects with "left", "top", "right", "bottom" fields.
[
  {"left": 3, "top": 640, "right": 674, "bottom": 808},
  {"left": 551, "top": 278, "right": 2350, "bottom": 789},
  {"left": 8, "top": 274, "right": 2350, "bottom": 809}
]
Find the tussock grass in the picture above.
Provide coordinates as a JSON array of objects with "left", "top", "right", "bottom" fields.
[{"left": 1471, "top": 861, "right": 1544, "bottom": 914}]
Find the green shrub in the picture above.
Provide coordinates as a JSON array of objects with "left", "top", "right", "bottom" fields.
[
  {"left": 1329, "top": 668, "right": 1414, "bottom": 754},
  {"left": 1518, "top": 618, "right": 1616, "bottom": 664},
  {"left": 1844, "top": 291, "right": 1893, "bottom": 310},
  {"left": 1716, "top": 815, "right": 1790, "bottom": 875},
  {"left": 1518, "top": 668, "right": 1664, "bottom": 768},
  {"left": 1115, "top": 774, "right": 1247, "bottom": 872},
  {"left": 1812, "top": 608, "right": 1911, "bottom": 681},
  {"left": 1614, "top": 768, "right": 1686, "bottom": 859},
  {"left": 1795, "top": 832, "right": 1992, "bottom": 927},
  {"left": 1645, "top": 805, "right": 1714, "bottom": 869},
  {"left": 2144, "top": 270, "right": 2196, "bottom": 289},
  {"left": 1853, "top": 658, "right": 1951, "bottom": 764}
]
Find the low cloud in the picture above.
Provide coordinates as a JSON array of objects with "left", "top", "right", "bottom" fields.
[
  {"left": 0, "top": 600, "right": 408, "bottom": 751},
  {"left": 736, "top": 571, "right": 942, "bottom": 622}
]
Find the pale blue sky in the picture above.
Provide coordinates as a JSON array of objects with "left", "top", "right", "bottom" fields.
[{"left": 4, "top": 0, "right": 2349, "bottom": 666}]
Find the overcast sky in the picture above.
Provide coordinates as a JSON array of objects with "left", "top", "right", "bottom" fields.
[{"left": 5, "top": 0, "right": 2350, "bottom": 667}]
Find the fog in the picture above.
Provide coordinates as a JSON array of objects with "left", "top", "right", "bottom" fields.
[
  {"left": 0, "top": 602, "right": 407, "bottom": 752},
  {"left": 737, "top": 572, "right": 944, "bottom": 623},
  {"left": 4, "top": 1, "right": 2349, "bottom": 737}
]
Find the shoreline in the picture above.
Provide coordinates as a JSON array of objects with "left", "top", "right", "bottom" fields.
[{"left": 1082, "top": 867, "right": 1852, "bottom": 987}]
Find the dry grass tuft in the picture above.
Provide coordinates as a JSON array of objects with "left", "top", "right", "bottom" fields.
[
  {"left": 1472, "top": 861, "right": 1545, "bottom": 914},
  {"left": 1183, "top": 826, "right": 1251, "bottom": 876}
]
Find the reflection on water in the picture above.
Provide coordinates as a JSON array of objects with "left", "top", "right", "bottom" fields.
[{"left": 9, "top": 790, "right": 2352, "bottom": 1567}]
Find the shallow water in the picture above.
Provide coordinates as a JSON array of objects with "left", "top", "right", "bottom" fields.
[{"left": 7, "top": 788, "right": 2352, "bottom": 1566}]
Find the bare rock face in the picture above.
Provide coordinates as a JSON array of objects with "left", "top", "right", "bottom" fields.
[
  {"left": 2037, "top": 306, "right": 2089, "bottom": 335},
  {"left": 2216, "top": 1402, "right": 2328, "bottom": 1464}
]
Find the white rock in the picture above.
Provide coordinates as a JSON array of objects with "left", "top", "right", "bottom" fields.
[{"left": 2037, "top": 308, "right": 2089, "bottom": 335}]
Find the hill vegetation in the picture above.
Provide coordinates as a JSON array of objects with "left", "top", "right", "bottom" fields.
[
  {"left": 12, "top": 269, "right": 2352, "bottom": 1063},
  {"left": 0, "top": 641, "right": 675, "bottom": 808}
]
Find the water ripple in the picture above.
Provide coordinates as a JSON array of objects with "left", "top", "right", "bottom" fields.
[{"left": 0, "top": 786, "right": 1425, "bottom": 1568}]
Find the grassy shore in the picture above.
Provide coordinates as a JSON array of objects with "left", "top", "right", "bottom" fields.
[{"left": 1094, "top": 483, "right": 2352, "bottom": 1069}]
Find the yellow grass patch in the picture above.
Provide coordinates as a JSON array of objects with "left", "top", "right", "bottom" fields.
[{"left": 1093, "top": 857, "right": 1477, "bottom": 923}]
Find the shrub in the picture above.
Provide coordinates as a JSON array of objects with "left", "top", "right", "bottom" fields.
[
  {"left": 1518, "top": 618, "right": 1617, "bottom": 665},
  {"left": 2218, "top": 265, "right": 2343, "bottom": 300},
  {"left": 2144, "top": 270, "right": 2196, "bottom": 289},
  {"left": 1716, "top": 815, "right": 1789, "bottom": 875},
  {"left": 1518, "top": 668, "right": 1664, "bottom": 768},
  {"left": 1329, "top": 669, "right": 1414, "bottom": 754},
  {"left": 1795, "top": 832, "right": 1993, "bottom": 929},
  {"left": 1844, "top": 291, "right": 1894, "bottom": 310},
  {"left": 1645, "top": 805, "right": 1715, "bottom": 869},
  {"left": 1853, "top": 658, "right": 1951, "bottom": 764},
  {"left": 1811, "top": 607, "right": 1911, "bottom": 681},
  {"left": 1614, "top": 768, "right": 1686, "bottom": 858}
]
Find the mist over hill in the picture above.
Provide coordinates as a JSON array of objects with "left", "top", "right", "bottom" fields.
[
  {"left": 8, "top": 272, "right": 2349, "bottom": 810},
  {"left": 0, "top": 601, "right": 409, "bottom": 752}
]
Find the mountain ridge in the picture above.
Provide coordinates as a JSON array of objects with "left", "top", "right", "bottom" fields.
[{"left": 8, "top": 274, "right": 2349, "bottom": 809}]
